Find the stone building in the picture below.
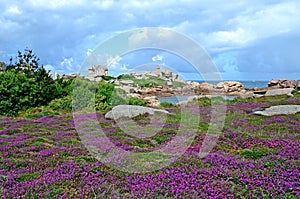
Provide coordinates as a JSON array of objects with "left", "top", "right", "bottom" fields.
[
  {"left": 86, "top": 65, "right": 108, "bottom": 81},
  {"left": 156, "top": 65, "right": 160, "bottom": 76}
]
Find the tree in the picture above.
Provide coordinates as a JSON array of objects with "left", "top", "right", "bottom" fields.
[
  {"left": 0, "top": 48, "right": 73, "bottom": 116},
  {"left": 0, "top": 70, "right": 38, "bottom": 115},
  {"left": 7, "top": 48, "right": 40, "bottom": 74}
]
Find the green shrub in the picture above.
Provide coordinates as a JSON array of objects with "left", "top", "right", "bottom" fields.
[
  {"left": 197, "top": 97, "right": 212, "bottom": 106},
  {"left": 128, "top": 97, "right": 147, "bottom": 106},
  {"left": 102, "top": 75, "right": 116, "bottom": 81},
  {"left": 160, "top": 102, "right": 175, "bottom": 108},
  {"left": 93, "top": 92, "right": 111, "bottom": 113},
  {"left": 112, "top": 94, "right": 127, "bottom": 106},
  {"left": 117, "top": 73, "right": 167, "bottom": 88},
  {"left": 18, "top": 107, "right": 59, "bottom": 118},
  {"left": 72, "top": 78, "right": 97, "bottom": 111},
  {"left": 111, "top": 88, "right": 128, "bottom": 106},
  {"left": 0, "top": 70, "right": 38, "bottom": 116},
  {"left": 292, "top": 89, "right": 298, "bottom": 95},
  {"left": 96, "top": 81, "right": 114, "bottom": 103},
  {"left": 0, "top": 49, "right": 73, "bottom": 116},
  {"left": 48, "top": 95, "right": 72, "bottom": 111},
  {"left": 239, "top": 148, "right": 269, "bottom": 159}
]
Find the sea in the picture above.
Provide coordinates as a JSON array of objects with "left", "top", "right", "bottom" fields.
[
  {"left": 193, "top": 80, "right": 269, "bottom": 89},
  {"left": 158, "top": 80, "right": 268, "bottom": 104}
]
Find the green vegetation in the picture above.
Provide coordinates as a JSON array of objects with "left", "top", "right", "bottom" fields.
[
  {"left": 160, "top": 102, "right": 176, "bottom": 108},
  {"left": 73, "top": 78, "right": 147, "bottom": 113},
  {"left": 0, "top": 49, "right": 156, "bottom": 116},
  {"left": 1, "top": 81, "right": 300, "bottom": 198},
  {"left": 0, "top": 49, "right": 73, "bottom": 116},
  {"left": 117, "top": 73, "right": 185, "bottom": 89}
]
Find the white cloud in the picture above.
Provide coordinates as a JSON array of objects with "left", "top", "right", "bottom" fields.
[
  {"left": 207, "top": 28, "right": 254, "bottom": 46},
  {"left": 86, "top": 49, "right": 93, "bottom": 56},
  {"left": 202, "top": 1, "right": 300, "bottom": 50},
  {"left": 44, "top": 64, "right": 55, "bottom": 72},
  {"left": 1, "top": 0, "right": 300, "bottom": 80},
  {"left": 60, "top": 57, "right": 73, "bottom": 71},
  {"left": 151, "top": 54, "right": 163, "bottom": 62},
  {"left": 27, "top": 0, "right": 85, "bottom": 9},
  {"left": 107, "top": 55, "right": 122, "bottom": 69},
  {"left": 92, "top": 0, "right": 115, "bottom": 9},
  {"left": 6, "top": 5, "right": 22, "bottom": 15},
  {"left": 120, "top": 63, "right": 129, "bottom": 71}
]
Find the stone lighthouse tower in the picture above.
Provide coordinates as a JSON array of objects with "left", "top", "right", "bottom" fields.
[{"left": 156, "top": 65, "right": 160, "bottom": 76}]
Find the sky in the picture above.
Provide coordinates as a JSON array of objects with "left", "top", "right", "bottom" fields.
[{"left": 1, "top": 0, "right": 300, "bottom": 80}]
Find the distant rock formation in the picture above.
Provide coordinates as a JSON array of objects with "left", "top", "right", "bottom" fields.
[
  {"left": 268, "top": 79, "right": 295, "bottom": 88},
  {"left": 215, "top": 81, "right": 244, "bottom": 93},
  {"left": 193, "top": 81, "right": 246, "bottom": 95}
]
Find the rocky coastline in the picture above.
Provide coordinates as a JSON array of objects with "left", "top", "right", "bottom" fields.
[
  {"left": 124, "top": 79, "right": 300, "bottom": 106},
  {"left": 130, "top": 79, "right": 298, "bottom": 97}
]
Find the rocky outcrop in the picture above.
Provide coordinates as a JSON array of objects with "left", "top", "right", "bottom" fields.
[
  {"left": 124, "top": 79, "right": 298, "bottom": 100},
  {"left": 199, "top": 83, "right": 215, "bottom": 91},
  {"left": 167, "top": 81, "right": 173, "bottom": 88},
  {"left": 238, "top": 93, "right": 255, "bottom": 99},
  {"left": 143, "top": 96, "right": 161, "bottom": 107},
  {"left": 105, "top": 105, "right": 170, "bottom": 120},
  {"left": 268, "top": 79, "right": 295, "bottom": 88},
  {"left": 294, "top": 80, "right": 300, "bottom": 90},
  {"left": 265, "top": 88, "right": 294, "bottom": 97},
  {"left": 216, "top": 81, "right": 244, "bottom": 92},
  {"left": 253, "top": 105, "right": 300, "bottom": 116},
  {"left": 120, "top": 80, "right": 135, "bottom": 86},
  {"left": 192, "top": 81, "right": 246, "bottom": 95},
  {"left": 187, "top": 81, "right": 200, "bottom": 89}
]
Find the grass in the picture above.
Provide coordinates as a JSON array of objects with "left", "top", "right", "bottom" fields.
[{"left": 0, "top": 94, "right": 299, "bottom": 198}]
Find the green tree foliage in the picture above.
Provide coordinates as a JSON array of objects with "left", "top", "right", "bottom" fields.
[
  {"left": 72, "top": 78, "right": 147, "bottom": 113},
  {"left": 0, "top": 48, "right": 149, "bottom": 116},
  {"left": 48, "top": 95, "right": 73, "bottom": 111},
  {"left": 0, "top": 49, "right": 72, "bottom": 116},
  {"left": 93, "top": 81, "right": 115, "bottom": 112},
  {"left": 111, "top": 88, "right": 128, "bottom": 106},
  {"left": 0, "top": 70, "right": 38, "bottom": 115},
  {"left": 7, "top": 48, "right": 39, "bottom": 74},
  {"left": 128, "top": 97, "right": 147, "bottom": 106},
  {"left": 72, "top": 78, "right": 97, "bottom": 111}
]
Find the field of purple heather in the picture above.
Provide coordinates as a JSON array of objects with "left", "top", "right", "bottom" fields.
[{"left": 0, "top": 97, "right": 300, "bottom": 198}]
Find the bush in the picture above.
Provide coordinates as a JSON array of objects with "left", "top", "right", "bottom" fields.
[
  {"left": 93, "top": 92, "right": 111, "bottom": 113},
  {"left": 128, "top": 97, "right": 147, "bottom": 106},
  {"left": 160, "top": 102, "right": 175, "bottom": 108},
  {"left": 292, "top": 89, "right": 298, "bottom": 95},
  {"left": 18, "top": 107, "right": 59, "bottom": 118},
  {"left": 117, "top": 73, "right": 167, "bottom": 88},
  {"left": 102, "top": 76, "right": 116, "bottom": 81},
  {"left": 48, "top": 95, "right": 72, "bottom": 111},
  {"left": 0, "top": 70, "right": 38, "bottom": 116},
  {"left": 72, "top": 78, "right": 96, "bottom": 111},
  {"left": 112, "top": 88, "right": 128, "bottom": 106},
  {"left": 0, "top": 49, "right": 73, "bottom": 116}
]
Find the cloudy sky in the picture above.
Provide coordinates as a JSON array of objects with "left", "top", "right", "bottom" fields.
[{"left": 1, "top": 0, "right": 300, "bottom": 80}]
